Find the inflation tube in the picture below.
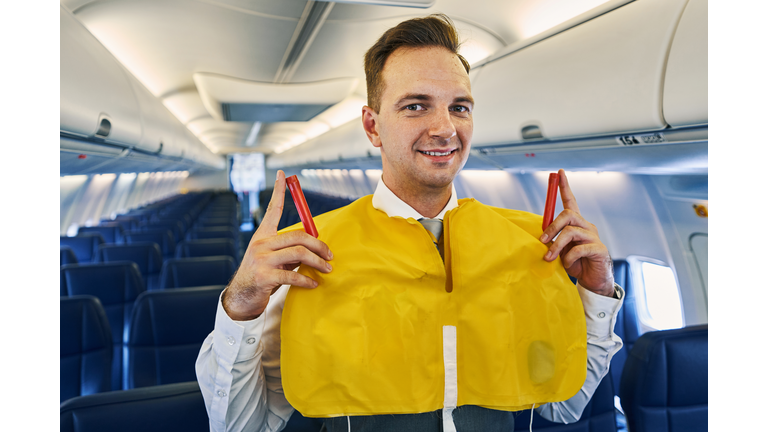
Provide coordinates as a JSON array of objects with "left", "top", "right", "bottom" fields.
[
  {"left": 542, "top": 172, "right": 559, "bottom": 231},
  {"left": 286, "top": 175, "right": 319, "bottom": 238}
]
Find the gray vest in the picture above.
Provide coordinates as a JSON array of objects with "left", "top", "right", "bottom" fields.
[{"left": 320, "top": 405, "right": 517, "bottom": 432}]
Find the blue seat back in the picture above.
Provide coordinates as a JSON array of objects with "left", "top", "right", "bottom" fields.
[
  {"left": 140, "top": 220, "right": 185, "bottom": 243},
  {"left": 187, "top": 226, "right": 237, "bottom": 242},
  {"left": 60, "top": 262, "right": 146, "bottom": 390},
  {"left": 160, "top": 256, "right": 236, "bottom": 289},
  {"left": 176, "top": 239, "right": 238, "bottom": 262},
  {"left": 513, "top": 372, "right": 617, "bottom": 431},
  {"left": 60, "top": 296, "right": 112, "bottom": 403},
  {"left": 125, "top": 229, "right": 176, "bottom": 258},
  {"left": 78, "top": 225, "right": 125, "bottom": 244},
  {"left": 98, "top": 243, "right": 164, "bottom": 291},
  {"left": 61, "top": 234, "right": 104, "bottom": 263},
  {"left": 60, "top": 382, "right": 209, "bottom": 432},
  {"left": 61, "top": 247, "right": 78, "bottom": 266},
  {"left": 125, "top": 286, "right": 224, "bottom": 389},
  {"left": 619, "top": 325, "right": 708, "bottom": 432},
  {"left": 610, "top": 259, "right": 644, "bottom": 398}
]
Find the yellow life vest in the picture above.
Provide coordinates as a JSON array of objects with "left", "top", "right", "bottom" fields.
[{"left": 280, "top": 196, "right": 586, "bottom": 418}]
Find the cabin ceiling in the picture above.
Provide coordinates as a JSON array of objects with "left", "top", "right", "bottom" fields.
[{"left": 61, "top": 0, "right": 613, "bottom": 156}]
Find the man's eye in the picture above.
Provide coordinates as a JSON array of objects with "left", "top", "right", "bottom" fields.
[
  {"left": 405, "top": 104, "right": 422, "bottom": 111},
  {"left": 451, "top": 106, "right": 469, "bottom": 113}
]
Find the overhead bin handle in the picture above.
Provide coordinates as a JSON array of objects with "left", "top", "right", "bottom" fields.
[{"left": 521, "top": 124, "right": 543, "bottom": 140}]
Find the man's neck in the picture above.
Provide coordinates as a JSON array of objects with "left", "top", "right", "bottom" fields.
[{"left": 381, "top": 175, "right": 453, "bottom": 219}]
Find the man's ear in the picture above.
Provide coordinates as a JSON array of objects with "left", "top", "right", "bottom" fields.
[{"left": 362, "top": 106, "right": 382, "bottom": 148}]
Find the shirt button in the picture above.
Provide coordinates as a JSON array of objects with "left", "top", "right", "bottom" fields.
[
  {"left": 246, "top": 337, "right": 256, "bottom": 345},
  {"left": 597, "top": 312, "right": 606, "bottom": 318},
  {"left": 227, "top": 336, "right": 235, "bottom": 345},
  {"left": 217, "top": 390, "right": 227, "bottom": 397}
]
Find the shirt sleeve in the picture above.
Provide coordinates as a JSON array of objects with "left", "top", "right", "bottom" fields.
[
  {"left": 195, "top": 286, "right": 294, "bottom": 432},
  {"left": 535, "top": 283, "right": 625, "bottom": 423}
]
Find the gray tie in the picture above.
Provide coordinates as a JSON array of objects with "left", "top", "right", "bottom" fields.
[{"left": 418, "top": 218, "right": 444, "bottom": 259}]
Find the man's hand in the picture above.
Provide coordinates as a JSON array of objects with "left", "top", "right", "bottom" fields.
[
  {"left": 540, "top": 169, "right": 615, "bottom": 297},
  {"left": 222, "top": 170, "right": 334, "bottom": 321}
]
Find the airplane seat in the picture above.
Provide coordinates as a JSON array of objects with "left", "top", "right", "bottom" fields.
[
  {"left": 60, "top": 295, "right": 112, "bottom": 403},
  {"left": 61, "top": 247, "right": 78, "bottom": 266},
  {"left": 176, "top": 239, "right": 238, "bottom": 263},
  {"left": 104, "top": 217, "right": 139, "bottom": 232},
  {"left": 125, "top": 229, "right": 176, "bottom": 259},
  {"left": 61, "top": 234, "right": 105, "bottom": 263},
  {"left": 98, "top": 242, "right": 164, "bottom": 291},
  {"left": 186, "top": 226, "right": 237, "bottom": 241},
  {"left": 139, "top": 220, "right": 185, "bottom": 243},
  {"left": 125, "top": 286, "right": 223, "bottom": 389},
  {"left": 187, "top": 226, "right": 239, "bottom": 251},
  {"left": 159, "top": 256, "right": 237, "bottom": 289},
  {"left": 619, "top": 325, "right": 708, "bottom": 432},
  {"left": 78, "top": 225, "right": 125, "bottom": 244},
  {"left": 60, "top": 261, "right": 146, "bottom": 391},
  {"left": 153, "top": 213, "right": 192, "bottom": 232},
  {"left": 60, "top": 381, "right": 209, "bottom": 432},
  {"left": 194, "top": 217, "right": 238, "bottom": 230},
  {"left": 610, "top": 260, "right": 643, "bottom": 399},
  {"left": 512, "top": 371, "right": 617, "bottom": 431}
]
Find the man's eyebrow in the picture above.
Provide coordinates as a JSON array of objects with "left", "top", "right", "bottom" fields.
[
  {"left": 395, "top": 94, "right": 431, "bottom": 105},
  {"left": 454, "top": 96, "right": 475, "bottom": 106},
  {"left": 394, "top": 94, "right": 475, "bottom": 106}
]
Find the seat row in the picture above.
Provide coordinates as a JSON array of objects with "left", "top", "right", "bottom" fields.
[
  {"left": 60, "top": 260, "right": 235, "bottom": 392},
  {"left": 62, "top": 226, "right": 241, "bottom": 262},
  {"left": 61, "top": 287, "right": 223, "bottom": 401},
  {"left": 60, "top": 292, "right": 324, "bottom": 432}
]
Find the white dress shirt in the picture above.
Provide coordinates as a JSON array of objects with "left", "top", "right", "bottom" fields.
[{"left": 195, "top": 179, "right": 625, "bottom": 432}]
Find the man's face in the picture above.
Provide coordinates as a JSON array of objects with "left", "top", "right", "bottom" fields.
[{"left": 363, "top": 46, "right": 474, "bottom": 194}]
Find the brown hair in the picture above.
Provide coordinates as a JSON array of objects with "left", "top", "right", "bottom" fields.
[{"left": 363, "top": 13, "right": 470, "bottom": 113}]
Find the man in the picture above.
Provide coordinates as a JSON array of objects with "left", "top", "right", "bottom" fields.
[{"left": 197, "top": 14, "right": 623, "bottom": 432}]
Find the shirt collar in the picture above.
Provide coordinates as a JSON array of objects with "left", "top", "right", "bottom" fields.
[{"left": 371, "top": 177, "right": 459, "bottom": 220}]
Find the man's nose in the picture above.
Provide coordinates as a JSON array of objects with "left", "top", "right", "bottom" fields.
[{"left": 428, "top": 109, "right": 457, "bottom": 140}]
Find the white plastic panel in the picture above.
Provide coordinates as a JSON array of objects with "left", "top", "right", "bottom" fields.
[
  {"left": 60, "top": 6, "right": 142, "bottom": 144},
  {"left": 128, "top": 79, "right": 178, "bottom": 155},
  {"left": 662, "top": 0, "right": 707, "bottom": 127},
  {"left": 690, "top": 233, "right": 708, "bottom": 295},
  {"left": 471, "top": 0, "right": 689, "bottom": 146},
  {"left": 266, "top": 119, "right": 378, "bottom": 169}
]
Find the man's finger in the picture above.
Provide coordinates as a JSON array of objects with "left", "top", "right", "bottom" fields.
[
  {"left": 267, "top": 230, "right": 334, "bottom": 260},
  {"left": 543, "top": 225, "right": 596, "bottom": 261},
  {"left": 273, "top": 269, "right": 319, "bottom": 289},
  {"left": 558, "top": 169, "right": 581, "bottom": 214},
  {"left": 540, "top": 208, "right": 596, "bottom": 243},
  {"left": 257, "top": 170, "right": 287, "bottom": 236},
  {"left": 267, "top": 245, "right": 333, "bottom": 275}
]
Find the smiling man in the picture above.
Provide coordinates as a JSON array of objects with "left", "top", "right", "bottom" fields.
[{"left": 196, "top": 14, "right": 623, "bottom": 432}]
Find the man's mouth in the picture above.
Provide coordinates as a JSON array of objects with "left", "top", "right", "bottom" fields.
[{"left": 418, "top": 149, "right": 457, "bottom": 156}]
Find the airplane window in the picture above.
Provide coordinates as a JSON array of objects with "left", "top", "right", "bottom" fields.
[{"left": 638, "top": 261, "right": 684, "bottom": 330}]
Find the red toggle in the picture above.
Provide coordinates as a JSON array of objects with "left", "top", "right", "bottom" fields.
[
  {"left": 286, "top": 175, "right": 319, "bottom": 238},
  {"left": 542, "top": 172, "right": 559, "bottom": 231}
]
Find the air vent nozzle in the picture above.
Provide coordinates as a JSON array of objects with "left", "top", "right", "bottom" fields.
[
  {"left": 521, "top": 124, "right": 543, "bottom": 140},
  {"left": 95, "top": 117, "right": 111, "bottom": 138}
]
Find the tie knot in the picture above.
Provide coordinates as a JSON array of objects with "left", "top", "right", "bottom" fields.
[{"left": 418, "top": 218, "right": 443, "bottom": 242}]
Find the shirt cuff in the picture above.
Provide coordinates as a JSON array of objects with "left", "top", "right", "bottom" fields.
[
  {"left": 212, "top": 288, "right": 267, "bottom": 364},
  {"left": 576, "top": 282, "right": 625, "bottom": 337}
]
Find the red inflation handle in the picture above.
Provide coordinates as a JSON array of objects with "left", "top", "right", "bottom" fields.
[
  {"left": 285, "top": 175, "right": 319, "bottom": 238},
  {"left": 542, "top": 172, "right": 559, "bottom": 231}
]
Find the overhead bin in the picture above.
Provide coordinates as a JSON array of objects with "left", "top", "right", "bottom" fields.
[
  {"left": 60, "top": 6, "right": 142, "bottom": 147},
  {"left": 662, "top": 0, "right": 707, "bottom": 127},
  {"left": 470, "top": 0, "right": 691, "bottom": 146},
  {"left": 60, "top": 6, "right": 224, "bottom": 172}
]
